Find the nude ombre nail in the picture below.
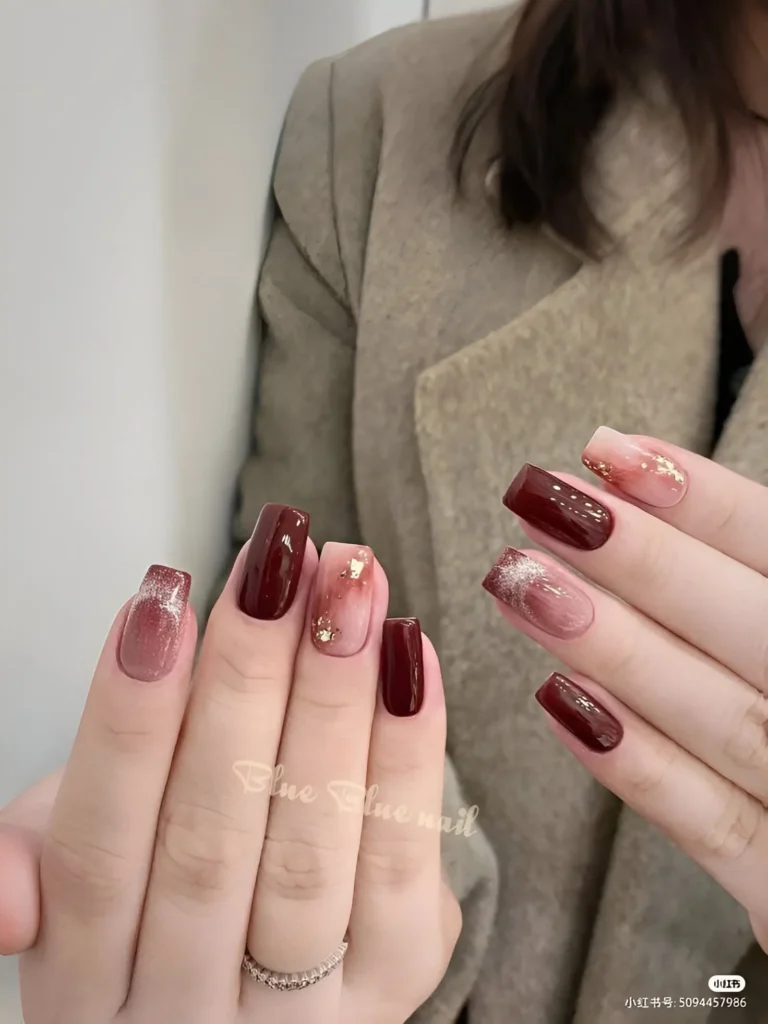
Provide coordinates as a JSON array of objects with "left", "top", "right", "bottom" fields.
[
  {"left": 582, "top": 426, "right": 688, "bottom": 508},
  {"left": 311, "top": 544, "right": 374, "bottom": 657},
  {"left": 536, "top": 674, "right": 623, "bottom": 753},
  {"left": 119, "top": 565, "right": 191, "bottom": 682},
  {"left": 483, "top": 548, "right": 594, "bottom": 639}
]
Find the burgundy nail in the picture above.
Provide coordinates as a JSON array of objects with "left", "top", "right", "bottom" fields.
[
  {"left": 238, "top": 503, "right": 310, "bottom": 620},
  {"left": 381, "top": 619, "right": 424, "bottom": 717},
  {"left": 535, "top": 673, "right": 623, "bottom": 753},
  {"left": 119, "top": 565, "right": 191, "bottom": 682},
  {"left": 503, "top": 464, "right": 614, "bottom": 550}
]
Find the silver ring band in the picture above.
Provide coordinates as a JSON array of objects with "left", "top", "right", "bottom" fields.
[{"left": 242, "top": 938, "right": 349, "bottom": 992}]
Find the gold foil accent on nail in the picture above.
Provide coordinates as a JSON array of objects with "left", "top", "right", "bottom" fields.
[
  {"left": 582, "top": 456, "right": 613, "bottom": 481},
  {"left": 314, "top": 615, "right": 340, "bottom": 644},
  {"left": 650, "top": 452, "right": 686, "bottom": 485}
]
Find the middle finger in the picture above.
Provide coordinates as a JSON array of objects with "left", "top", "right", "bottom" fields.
[
  {"left": 502, "top": 465, "right": 768, "bottom": 692},
  {"left": 483, "top": 544, "right": 768, "bottom": 807}
]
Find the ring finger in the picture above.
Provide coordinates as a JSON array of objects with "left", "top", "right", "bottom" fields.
[{"left": 484, "top": 546, "right": 768, "bottom": 805}]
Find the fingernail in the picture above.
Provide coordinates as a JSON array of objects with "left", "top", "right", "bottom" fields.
[
  {"left": 238, "top": 503, "right": 310, "bottom": 620},
  {"left": 582, "top": 426, "right": 688, "bottom": 508},
  {"left": 311, "top": 544, "right": 374, "bottom": 657},
  {"left": 381, "top": 619, "right": 424, "bottom": 717},
  {"left": 503, "top": 464, "right": 614, "bottom": 550},
  {"left": 119, "top": 565, "right": 191, "bottom": 682},
  {"left": 536, "top": 673, "right": 623, "bottom": 753},
  {"left": 483, "top": 548, "right": 594, "bottom": 639}
]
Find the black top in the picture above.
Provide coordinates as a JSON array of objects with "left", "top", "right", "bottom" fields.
[
  {"left": 452, "top": 249, "right": 755, "bottom": 1024},
  {"left": 715, "top": 248, "right": 756, "bottom": 447}
]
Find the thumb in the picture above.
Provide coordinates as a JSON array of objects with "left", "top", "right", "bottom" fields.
[{"left": 0, "top": 767, "right": 63, "bottom": 954}]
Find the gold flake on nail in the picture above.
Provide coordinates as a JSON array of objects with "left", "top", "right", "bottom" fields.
[
  {"left": 650, "top": 453, "right": 686, "bottom": 485},
  {"left": 314, "top": 615, "right": 340, "bottom": 644},
  {"left": 582, "top": 456, "right": 613, "bottom": 481},
  {"left": 340, "top": 557, "right": 366, "bottom": 581}
]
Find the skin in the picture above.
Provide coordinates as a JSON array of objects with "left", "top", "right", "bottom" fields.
[
  {"left": 0, "top": 541, "right": 460, "bottom": 1024},
  {"left": 6, "top": 429, "right": 768, "bottom": 1018},
  {"left": 493, "top": 434, "right": 768, "bottom": 954}
]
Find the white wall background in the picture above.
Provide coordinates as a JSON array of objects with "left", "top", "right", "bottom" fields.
[{"left": 0, "top": 0, "right": 424, "bottom": 1016}]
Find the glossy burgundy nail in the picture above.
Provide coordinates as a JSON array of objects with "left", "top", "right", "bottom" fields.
[
  {"left": 238, "top": 503, "right": 310, "bottom": 620},
  {"left": 503, "top": 464, "right": 614, "bottom": 550},
  {"left": 119, "top": 565, "right": 191, "bottom": 682},
  {"left": 535, "top": 673, "right": 623, "bottom": 753},
  {"left": 381, "top": 618, "right": 424, "bottom": 717}
]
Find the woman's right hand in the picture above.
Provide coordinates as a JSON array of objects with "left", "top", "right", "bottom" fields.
[{"left": 2, "top": 503, "right": 460, "bottom": 1024}]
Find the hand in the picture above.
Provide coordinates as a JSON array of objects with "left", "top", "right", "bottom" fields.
[
  {"left": 9, "top": 504, "right": 459, "bottom": 1024},
  {"left": 485, "top": 427, "right": 768, "bottom": 951}
]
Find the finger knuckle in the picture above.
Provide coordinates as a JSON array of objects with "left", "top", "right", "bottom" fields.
[
  {"left": 697, "top": 785, "right": 761, "bottom": 861},
  {"left": 624, "top": 733, "right": 677, "bottom": 797},
  {"left": 258, "top": 834, "right": 339, "bottom": 902},
  {"left": 700, "top": 491, "right": 740, "bottom": 542},
  {"left": 595, "top": 625, "right": 641, "bottom": 684},
  {"left": 357, "top": 832, "right": 427, "bottom": 891},
  {"left": 628, "top": 527, "right": 675, "bottom": 592},
  {"left": 156, "top": 796, "right": 251, "bottom": 902},
  {"left": 289, "top": 685, "right": 363, "bottom": 723},
  {"left": 45, "top": 832, "right": 132, "bottom": 912},
  {"left": 724, "top": 695, "right": 768, "bottom": 779},
  {"left": 204, "top": 617, "right": 281, "bottom": 698},
  {"left": 100, "top": 717, "right": 163, "bottom": 757}
]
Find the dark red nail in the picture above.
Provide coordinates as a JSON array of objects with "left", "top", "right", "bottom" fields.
[
  {"left": 535, "top": 673, "right": 623, "bottom": 753},
  {"left": 381, "top": 619, "right": 424, "bottom": 717},
  {"left": 503, "top": 464, "right": 614, "bottom": 550},
  {"left": 238, "top": 503, "right": 310, "bottom": 620},
  {"left": 119, "top": 565, "right": 191, "bottom": 682}
]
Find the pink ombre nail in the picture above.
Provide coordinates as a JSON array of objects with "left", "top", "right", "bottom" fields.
[
  {"left": 582, "top": 426, "right": 688, "bottom": 508},
  {"left": 483, "top": 548, "right": 594, "bottom": 639},
  {"left": 311, "top": 544, "right": 374, "bottom": 657},
  {"left": 119, "top": 565, "right": 191, "bottom": 682}
]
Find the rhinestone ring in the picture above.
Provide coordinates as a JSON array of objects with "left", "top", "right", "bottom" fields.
[{"left": 242, "top": 938, "right": 349, "bottom": 992}]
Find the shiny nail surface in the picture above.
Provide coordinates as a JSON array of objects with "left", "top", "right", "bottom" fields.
[
  {"left": 311, "top": 543, "right": 374, "bottom": 657},
  {"left": 483, "top": 548, "right": 594, "bottom": 639},
  {"left": 582, "top": 426, "right": 688, "bottom": 508},
  {"left": 381, "top": 619, "right": 424, "bottom": 717},
  {"left": 119, "top": 565, "right": 191, "bottom": 682},
  {"left": 238, "top": 503, "right": 310, "bottom": 620},
  {"left": 503, "top": 464, "right": 614, "bottom": 550},
  {"left": 536, "top": 673, "right": 623, "bottom": 753}
]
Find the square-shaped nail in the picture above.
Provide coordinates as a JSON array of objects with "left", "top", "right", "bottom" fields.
[
  {"left": 238, "top": 503, "right": 310, "bottom": 620},
  {"left": 503, "top": 465, "right": 614, "bottom": 550}
]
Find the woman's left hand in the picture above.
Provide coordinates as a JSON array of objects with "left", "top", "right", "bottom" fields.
[{"left": 484, "top": 426, "right": 768, "bottom": 951}]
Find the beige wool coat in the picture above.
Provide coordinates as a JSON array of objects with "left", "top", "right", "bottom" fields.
[{"left": 228, "top": 6, "right": 768, "bottom": 1022}]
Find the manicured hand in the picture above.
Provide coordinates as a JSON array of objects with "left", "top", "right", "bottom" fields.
[
  {"left": 486, "top": 428, "right": 768, "bottom": 950},
  {"left": 6, "top": 504, "right": 459, "bottom": 1024}
]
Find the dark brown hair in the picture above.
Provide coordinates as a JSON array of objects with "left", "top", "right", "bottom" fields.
[{"left": 453, "top": 0, "right": 754, "bottom": 255}]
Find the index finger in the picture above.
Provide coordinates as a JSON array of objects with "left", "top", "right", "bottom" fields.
[{"left": 581, "top": 425, "right": 768, "bottom": 574}]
